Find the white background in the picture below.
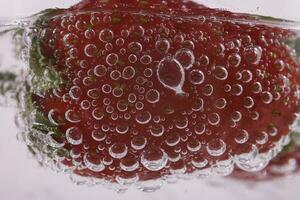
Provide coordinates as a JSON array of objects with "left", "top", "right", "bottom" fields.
[{"left": 1, "top": 1, "right": 300, "bottom": 200}]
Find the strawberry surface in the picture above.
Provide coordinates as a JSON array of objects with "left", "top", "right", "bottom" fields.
[{"left": 23, "top": 0, "right": 300, "bottom": 185}]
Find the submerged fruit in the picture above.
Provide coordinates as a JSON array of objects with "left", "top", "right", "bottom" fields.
[{"left": 13, "top": 0, "right": 300, "bottom": 190}]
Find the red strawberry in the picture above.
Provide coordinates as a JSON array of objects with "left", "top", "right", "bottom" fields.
[{"left": 21, "top": 0, "right": 300, "bottom": 188}]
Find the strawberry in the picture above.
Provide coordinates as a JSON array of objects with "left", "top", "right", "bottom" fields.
[{"left": 20, "top": 0, "right": 300, "bottom": 188}]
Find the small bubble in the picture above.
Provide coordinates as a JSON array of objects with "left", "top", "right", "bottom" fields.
[
  {"left": 131, "top": 136, "right": 147, "bottom": 150},
  {"left": 120, "top": 155, "right": 139, "bottom": 172},
  {"left": 80, "top": 100, "right": 91, "bottom": 110},
  {"left": 189, "top": 69, "right": 205, "bottom": 85},
  {"left": 128, "top": 54, "right": 137, "bottom": 63},
  {"left": 244, "top": 46, "right": 262, "bottom": 65},
  {"left": 63, "top": 33, "right": 79, "bottom": 47},
  {"left": 145, "top": 89, "right": 160, "bottom": 104},
  {"left": 92, "top": 108, "right": 105, "bottom": 120},
  {"left": 165, "top": 132, "right": 180, "bottom": 146},
  {"left": 244, "top": 96, "right": 254, "bottom": 109},
  {"left": 128, "top": 42, "right": 143, "bottom": 53},
  {"left": 92, "top": 130, "right": 106, "bottom": 141},
  {"left": 135, "top": 111, "right": 151, "bottom": 124},
  {"left": 200, "top": 55, "right": 209, "bottom": 66},
  {"left": 84, "top": 153, "right": 105, "bottom": 172},
  {"left": 109, "top": 143, "right": 128, "bottom": 159},
  {"left": 194, "top": 123, "right": 206, "bottom": 135},
  {"left": 228, "top": 53, "right": 241, "bottom": 67},
  {"left": 122, "top": 66, "right": 136, "bottom": 80},
  {"left": 207, "top": 139, "right": 226, "bottom": 157},
  {"left": 213, "top": 66, "right": 228, "bottom": 80},
  {"left": 231, "top": 111, "right": 242, "bottom": 122},
  {"left": 208, "top": 113, "right": 220, "bottom": 126},
  {"left": 84, "top": 44, "right": 97, "bottom": 57},
  {"left": 110, "top": 70, "right": 121, "bottom": 80},
  {"left": 192, "top": 98, "right": 204, "bottom": 111},
  {"left": 150, "top": 124, "right": 165, "bottom": 137},
  {"left": 130, "top": 25, "right": 145, "bottom": 37},
  {"left": 140, "top": 55, "right": 152, "bottom": 65},
  {"left": 69, "top": 86, "right": 82, "bottom": 100},
  {"left": 202, "top": 84, "right": 214, "bottom": 96},
  {"left": 65, "top": 109, "right": 81, "bottom": 123},
  {"left": 192, "top": 155, "right": 208, "bottom": 168},
  {"left": 106, "top": 53, "right": 119, "bottom": 66},
  {"left": 231, "top": 84, "right": 243, "bottom": 96},
  {"left": 175, "top": 116, "right": 189, "bottom": 129},
  {"left": 112, "top": 87, "right": 124, "bottom": 97},
  {"left": 94, "top": 65, "right": 107, "bottom": 77},
  {"left": 99, "top": 29, "right": 114, "bottom": 42},
  {"left": 235, "top": 129, "right": 249, "bottom": 144},
  {"left": 175, "top": 48, "right": 195, "bottom": 69},
  {"left": 215, "top": 98, "right": 227, "bottom": 109},
  {"left": 141, "top": 146, "right": 168, "bottom": 171},
  {"left": 261, "top": 91, "right": 273, "bottom": 104},
  {"left": 84, "top": 29, "right": 96, "bottom": 39},
  {"left": 155, "top": 38, "right": 170, "bottom": 54},
  {"left": 241, "top": 70, "right": 253, "bottom": 83},
  {"left": 102, "top": 84, "right": 112, "bottom": 94},
  {"left": 187, "top": 139, "right": 201, "bottom": 152},
  {"left": 116, "top": 124, "right": 129, "bottom": 134},
  {"left": 66, "top": 127, "right": 83, "bottom": 145},
  {"left": 252, "top": 82, "right": 263, "bottom": 94}
]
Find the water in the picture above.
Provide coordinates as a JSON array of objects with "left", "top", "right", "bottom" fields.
[{"left": 1, "top": 9, "right": 300, "bottom": 193}]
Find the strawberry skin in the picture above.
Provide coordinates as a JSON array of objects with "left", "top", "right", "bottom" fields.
[{"left": 23, "top": 0, "right": 300, "bottom": 186}]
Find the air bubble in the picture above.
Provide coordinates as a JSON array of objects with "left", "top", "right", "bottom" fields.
[
  {"left": 122, "top": 66, "right": 135, "bottom": 80},
  {"left": 131, "top": 136, "right": 147, "bottom": 150},
  {"left": 213, "top": 66, "right": 228, "bottom": 80},
  {"left": 244, "top": 46, "right": 262, "bottom": 65},
  {"left": 106, "top": 53, "right": 119, "bottom": 66},
  {"left": 135, "top": 111, "right": 152, "bottom": 124},
  {"left": 157, "top": 56, "right": 185, "bottom": 94},
  {"left": 141, "top": 147, "right": 168, "bottom": 171},
  {"left": 84, "top": 44, "right": 97, "bottom": 57},
  {"left": 83, "top": 153, "right": 105, "bottom": 172},
  {"left": 66, "top": 127, "right": 83, "bottom": 145},
  {"left": 99, "top": 29, "right": 114, "bottom": 42},
  {"left": 155, "top": 38, "right": 170, "bottom": 54},
  {"left": 92, "top": 130, "right": 106, "bottom": 141},
  {"left": 109, "top": 143, "right": 128, "bottom": 159},
  {"left": 150, "top": 124, "right": 165, "bottom": 137},
  {"left": 175, "top": 48, "right": 195, "bottom": 69},
  {"left": 207, "top": 139, "right": 226, "bottom": 157},
  {"left": 94, "top": 65, "right": 107, "bottom": 77},
  {"left": 189, "top": 69, "right": 205, "bottom": 85},
  {"left": 235, "top": 129, "right": 249, "bottom": 144},
  {"left": 92, "top": 108, "right": 104, "bottom": 120},
  {"left": 145, "top": 89, "right": 160, "bottom": 104}
]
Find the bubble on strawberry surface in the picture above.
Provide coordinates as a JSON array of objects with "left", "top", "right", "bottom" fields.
[
  {"left": 106, "top": 53, "right": 119, "bottom": 66},
  {"left": 175, "top": 48, "right": 195, "bottom": 69},
  {"left": 189, "top": 69, "right": 205, "bottom": 85},
  {"left": 84, "top": 44, "right": 97, "bottom": 57},
  {"left": 157, "top": 56, "right": 185, "bottom": 94},
  {"left": 207, "top": 139, "right": 226, "bottom": 157},
  {"left": 261, "top": 91, "right": 273, "bottom": 104},
  {"left": 122, "top": 66, "right": 135, "bottom": 80},
  {"left": 140, "top": 55, "right": 152, "bottom": 65},
  {"left": 145, "top": 89, "right": 160, "bottom": 104},
  {"left": 228, "top": 53, "right": 241, "bottom": 67},
  {"left": 131, "top": 136, "right": 147, "bottom": 150},
  {"left": 102, "top": 84, "right": 112, "bottom": 94},
  {"left": 150, "top": 124, "right": 165, "bottom": 137},
  {"left": 109, "top": 143, "right": 128, "bottom": 159},
  {"left": 202, "top": 84, "right": 214, "bottom": 96},
  {"left": 94, "top": 65, "right": 107, "bottom": 77},
  {"left": 99, "top": 28, "right": 114, "bottom": 42},
  {"left": 244, "top": 46, "right": 262, "bottom": 65},
  {"left": 83, "top": 153, "right": 105, "bottom": 172},
  {"left": 91, "top": 130, "right": 106, "bottom": 141},
  {"left": 66, "top": 127, "right": 83, "bottom": 145},
  {"left": 47, "top": 109, "right": 62, "bottom": 125},
  {"left": 235, "top": 129, "right": 249, "bottom": 144},
  {"left": 141, "top": 146, "right": 168, "bottom": 171},
  {"left": 63, "top": 33, "right": 79, "bottom": 47},
  {"left": 120, "top": 155, "right": 140, "bottom": 172},
  {"left": 155, "top": 38, "right": 170, "bottom": 54},
  {"left": 213, "top": 66, "right": 228, "bottom": 80},
  {"left": 135, "top": 111, "right": 152, "bottom": 124},
  {"left": 191, "top": 156, "right": 208, "bottom": 169},
  {"left": 45, "top": 132, "right": 65, "bottom": 148},
  {"left": 128, "top": 41, "right": 143, "bottom": 53},
  {"left": 65, "top": 109, "right": 81, "bottom": 123}
]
